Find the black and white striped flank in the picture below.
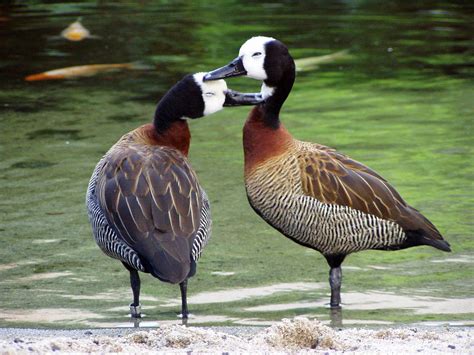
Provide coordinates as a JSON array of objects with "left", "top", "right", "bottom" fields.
[
  {"left": 192, "top": 189, "right": 211, "bottom": 261},
  {"left": 86, "top": 158, "right": 145, "bottom": 271}
]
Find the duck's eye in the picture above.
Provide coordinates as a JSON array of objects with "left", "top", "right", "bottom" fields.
[
  {"left": 252, "top": 52, "right": 262, "bottom": 57},
  {"left": 205, "top": 92, "right": 215, "bottom": 97}
]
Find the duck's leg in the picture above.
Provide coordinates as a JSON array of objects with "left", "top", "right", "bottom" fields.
[
  {"left": 179, "top": 279, "right": 189, "bottom": 320},
  {"left": 329, "top": 266, "right": 342, "bottom": 308},
  {"left": 325, "top": 255, "right": 345, "bottom": 309},
  {"left": 122, "top": 262, "right": 141, "bottom": 318}
]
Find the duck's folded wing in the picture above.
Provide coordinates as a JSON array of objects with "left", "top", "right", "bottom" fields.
[
  {"left": 96, "top": 145, "right": 202, "bottom": 283},
  {"left": 298, "top": 145, "right": 448, "bottom": 249}
]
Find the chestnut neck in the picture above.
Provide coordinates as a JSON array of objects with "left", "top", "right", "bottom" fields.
[
  {"left": 155, "top": 120, "right": 191, "bottom": 156},
  {"left": 136, "top": 121, "right": 191, "bottom": 156},
  {"left": 243, "top": 106, "right": 293, "bottom": 176}
]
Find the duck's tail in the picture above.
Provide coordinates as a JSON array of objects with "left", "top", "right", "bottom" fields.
[{"left": 406, "top": 228, "right": 451, "bottom": 252}]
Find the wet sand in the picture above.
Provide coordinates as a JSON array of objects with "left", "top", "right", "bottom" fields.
[{"left": 0, "top": 317, "right": 471, "bottom": 354}]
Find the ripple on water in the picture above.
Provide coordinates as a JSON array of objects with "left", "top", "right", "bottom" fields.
[
  {"left": 60, "top": 291, "right": 160, "bottom": 302},
  {"left": 430, "top": 254, "right": 473, "bottom": 264},
  {"left": 210, "top": 271, "right": 235, "bottom": 276},
  {"left": 10, "top": 160, "right": 56, "bottom": 169},
  {"left": 0, "top": 260, "right": 42, "bottom": 272},
  {"left": 160, "top": 282, "right": 325, "bottom": 306},
  {"left": 2, "top": 271, "right": 73, "bottom": 283},
  {"left": 243, "top": 290, "right": 474, "bottom": 315},
  {"left": 26, "top": 128, "right": 83, "bottom": 140},
  {"left": 31, "top": 239, "right": 61, "bottom": 244},
  {"left": 107, "top": 114, "right": 139, "bottom": 122},
  {"left": 0, "top": 308, "right": 104, "bottom": 324}
]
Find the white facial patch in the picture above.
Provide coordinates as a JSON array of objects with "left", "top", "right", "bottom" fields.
[
  {"left": 193, "top": 72, "right": 227, "bottom": 116},
  {"left": 239, "top": 36, "right": 275, "bottom": 80}
]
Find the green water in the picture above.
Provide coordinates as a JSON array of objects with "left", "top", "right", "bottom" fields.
[{"left": 0, "top": 1, "right": 473, "bottom": 328}]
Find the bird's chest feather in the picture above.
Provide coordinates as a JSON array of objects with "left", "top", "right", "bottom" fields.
[
  {"left": 242, "top": 107, "right": 302, "bottom": 216},
  {"left": 244, "top": 152, "right": 303, "bottom": 219}
]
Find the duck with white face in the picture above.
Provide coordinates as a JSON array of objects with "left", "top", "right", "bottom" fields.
[
  {"left": 86, "top": 72, "right": 263, "bottom": 321},
  {"left": 204, "top": 37, "right": 450, "bottom": 309},
  {"left": 204, "top": 36, "right": 295, "bottom": 127},
  {"left": 157, "top": 72, "right": 264, "bottom": 123}
]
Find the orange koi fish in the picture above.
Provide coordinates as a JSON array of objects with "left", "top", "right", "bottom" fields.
[
  {"left": 25, "top": 63, "right": 148, "bottom": 81},
  {"left": 61, "top": 18, "right": 93, "bottom": 41}
]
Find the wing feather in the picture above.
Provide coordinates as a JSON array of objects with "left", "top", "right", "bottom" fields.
[
  {"left": 298, "top": 142, "right": 445, "bottom": 243},
  {"left": 96, "top": 143, "right": 203, "bottom": 283}
]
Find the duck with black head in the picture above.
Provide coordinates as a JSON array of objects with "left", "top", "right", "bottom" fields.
[
  {"left": 86, "top": 73, "right": 262, "bottom": 321},
  {"left": 204, "top": 36, "right": 451, "bottom": 309}
]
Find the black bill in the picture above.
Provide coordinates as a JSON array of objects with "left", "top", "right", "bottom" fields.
[
  {"left": 224, "top": 89, "right": 263, "bottom": 106},
  {"left": 204, "top": 56, "right": 246, "bottom": 81}
]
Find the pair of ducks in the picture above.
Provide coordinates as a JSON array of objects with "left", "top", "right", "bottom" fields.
[{"left": 86, "top": 36, "right": 450, "bottom": 319}]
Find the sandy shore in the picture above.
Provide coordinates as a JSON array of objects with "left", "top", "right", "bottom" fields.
[{"left": 0, "top": 317, "right": 472, "bottom": 354}]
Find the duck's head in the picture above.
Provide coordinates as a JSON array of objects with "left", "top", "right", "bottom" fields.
[
  {"left": 204, "top": 36, "right": 295, "bottom": 93},
  {"left": 157, "top": 72, "right": 263, "bottom": 120},
  {"left": 204, "top": 37, "right": 295, "bottom": 123},
  {"left": 194, "top": 72, "right": 264, "bottom": 115},
  {"left": 154, "top": 72, "right": 264, "bottom": 131}
]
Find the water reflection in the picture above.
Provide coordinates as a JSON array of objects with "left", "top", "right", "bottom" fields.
[
  {"left": 1, "top": 288, "right": 473, "bottom": 328},
  {"left": 243, "top": 290, "right": 474, "bottom": 315},
  {"left": 161, "top": 282, "right": 324, "bottom": 307},
  {"left": 329, "top": 308, "right": 343, "bottom": 328}
]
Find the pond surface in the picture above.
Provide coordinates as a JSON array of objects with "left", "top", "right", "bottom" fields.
[{"left": 0, "top": 1, "right": 473, "bottom": 329}]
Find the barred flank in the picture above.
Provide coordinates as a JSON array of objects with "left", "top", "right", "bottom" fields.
[
  {"left": 86, "top": 158, "right": 145, "bottom": 271},
  {"left": 245, "top": 150, "right": 407, "bottom": 256},
  {"left": 192, "top": 189, "right": 211, "bottom": 261}
]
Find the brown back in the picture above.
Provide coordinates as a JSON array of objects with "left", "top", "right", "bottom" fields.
[{"left": 96, "top": 142, "right": 202, "bottom": 283}]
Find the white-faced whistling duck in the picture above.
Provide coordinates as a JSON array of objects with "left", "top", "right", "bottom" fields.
[
  {"left": 86, "top": 73, "right": 262, "bottom": 319},
  {"left": 204, "top": 37, "right": 451, "bottom": 308}
]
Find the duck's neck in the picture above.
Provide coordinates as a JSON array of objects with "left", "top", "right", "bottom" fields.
[
  {"left": 242, "top": 63, "right": 295, "bottom": 175},
  {"left": 132, "top": 121, "right": 190, "bottom": 157},
  {"left": 243, "top": 106, "right": 293, "bottom": 176},
  {"left": 260, "top": 62, "right": 295, "bottom": 129},
  {"left": 148, "top": 98, "right": 191, "bottom": 156}
]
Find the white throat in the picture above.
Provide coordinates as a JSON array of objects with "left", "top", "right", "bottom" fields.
[{"left": 261, "top": 83, "right": 275, "bottom": 100}]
